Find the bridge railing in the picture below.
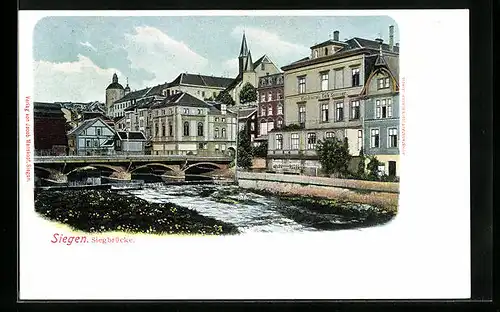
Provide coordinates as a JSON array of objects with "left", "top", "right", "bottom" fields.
[{"left": 34, "top": 154, "right": 233, "bottom": 163}]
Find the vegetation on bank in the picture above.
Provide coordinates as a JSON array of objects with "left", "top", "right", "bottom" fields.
[{"left": 34, "top": 189, "right": 240, "bottom": 235}]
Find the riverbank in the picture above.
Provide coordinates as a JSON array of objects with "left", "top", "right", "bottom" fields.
[
  {"left": 237, "top": 172, "right": 399, "bottom": 213},
  {"left": 34, "top": 189, "right": 240, "bottom": 235}
]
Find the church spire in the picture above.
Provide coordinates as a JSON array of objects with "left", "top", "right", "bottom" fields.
[
  {"left": 239, "top": 31, "right": 249, "bottom": 57},
  {"left": 112, "top": 73, "right": 118, "bottom": 83}
]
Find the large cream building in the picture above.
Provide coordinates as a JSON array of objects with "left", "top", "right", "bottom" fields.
[{"left": 267, "top": 29, "right": 399, "bottom": 175}]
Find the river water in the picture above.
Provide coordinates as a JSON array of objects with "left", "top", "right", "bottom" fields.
[{"left": 120, "top": 183, "right": 382, "bottom": 234}]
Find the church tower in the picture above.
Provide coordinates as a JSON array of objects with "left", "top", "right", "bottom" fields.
[
  {"left": 238, "top": 32, "right": 254, "bottom": 75},
  {"left": 105, "top": 73, "right": 125, "bottom": 117}
]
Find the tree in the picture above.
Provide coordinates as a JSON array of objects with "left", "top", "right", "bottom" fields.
[
  {"left": 366, "top": 155, "right": 381, "bottom": 180},
  {"left": 316, "top": 137, "right": 352, "bottom": 177},
  {"left": 252, "top": 141, "right": 268, "bottom": 158},
  {"left": 357, "top": 147, "right": 366, "bottom": 177},
  {"left": 215, "top": 90, "right": 235, "bottom": 106},
  {"left": 239, "top": 82, "right": 257, "bottom": 104},
  {"left": 237, "top": 125, "right": 253, "bottom": 169}
]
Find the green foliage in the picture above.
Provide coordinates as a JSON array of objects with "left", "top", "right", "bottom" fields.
[
  {"left": 316, "top": 137, "right": 352, "bottom": 177},
  {"left": 252, "top": 141, "right": 268, "bottom": 157},
  {"left": 366, "top": 155, "right": 381, "bottom": 180},
  {"left": 215, "top": 90, "right": 235, "bottom": 106},
  {"left": 357, "top": 147, "right": 366, "bottom": 177},
  {"left": 239, "top": 82, "right": 257, "bottom": 104},
  {"left": 237, "top": 125, "right": 253, "bottom": 169}
]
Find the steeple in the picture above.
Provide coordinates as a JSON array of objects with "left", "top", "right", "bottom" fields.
[
  {"left": 239, "top": 31, "right": 249, "bottom": 57},
  {"left": 238, "top": 31, "right": 253, "bottom": 74},
  {"left": 124, "top": 77, "right": 131, "bottom": 94},
  {"left": 112, "top": 73, "right": 118, "bottom": 83}
]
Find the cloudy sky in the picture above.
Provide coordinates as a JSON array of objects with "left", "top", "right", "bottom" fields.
[{"left": 33, "top": 15, "right": 399, "bottom": 103}]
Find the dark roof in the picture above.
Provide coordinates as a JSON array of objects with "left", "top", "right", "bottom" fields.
[
  {"left": 227, "top": 107, "right": 256, "bottom": 119},
  {"left": 102, "top": 139, "right": 114, "bottom": 146},
  {"left": 169, "top": 73, "right": 234, "bottom": 89},
  {"left": 113, "top": 116, "right": 125, "bottom": 122},
  {"left": 282, "top": 37, "right": 399, "bottom": 71},
  {"left": 106, "top": 82, "right": 124, "bottom": 90},
  {"left": 252, "top": 55, "right": 266, "bottom": 68},
  {"left": 310, "top": 39, "right": 349, "bottom": 49},
  {"left": 33, "top": 102, "right": 65, "bottom": 118},
  {"left": 116, "top": 131, "right": 146, "bottom": 141},
  {"left": 151, "top": 92, "right": 209, "bottom": 109},
  {"left": 114, "top": 83, "right": 168, "bottom": 104}
]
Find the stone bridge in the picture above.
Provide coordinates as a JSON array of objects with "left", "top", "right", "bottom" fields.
[{"left": 34, "top": 155, "right": 234, "bottom": 183}]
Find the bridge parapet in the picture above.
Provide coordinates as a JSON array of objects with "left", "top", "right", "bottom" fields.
[{"left": 34, "top": 155, "right": 233, "bottom": 164}]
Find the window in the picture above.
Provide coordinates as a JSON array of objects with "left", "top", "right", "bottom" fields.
[
  {"left": 198, "top": 143, "right": 204, "bottom": 149},
  {"left": 277, "top": 90, "right": 283, "bottom": 99},
  {"left": 250, "top": 122, "right": 255, "bottom": 131},
  {"left": 168, "top": 124, "right": 173, "bottom": 136},
  {"left": 214, "top": 127, "right": 219, "bottom": 138},
  {"left": 96, "top": 128, "right": 101, "bottom": 136},
  {"left": 267, "top": 119, "right": 274, "bottom": 133},
  {"left": 184, "top": 108, "right": 189, "bottom": 115},
  {"left": 93, "top": 139, "right": 99, "bottom": 147},
  {"left": 221, "top": 144, "right": 226, "bottom": 151},
  {"left": 197, "top": 122, "right": 204, "bottom": 137},
  {"left": 378, "top": 77, "right": 391, "bottom": 89},
  {"left": 277, "top": 103, "right": 283, "bottom": 115},
  {"left": 162, "top": 124, "right": 166, "bottom": 137},
  {"left": 260, "top": 105, "right": 266, "bottom": 116},
  {"left": 314, "top": 50, "right": 318, "bottom": 58},
  {"left": 202, "top": 91, "right": 205, "bottom": 97},
  {"left": 307, "top": 133, "right": 317, "bottom": 149},
  {"left": 222, "top": 118, "right": 226, "bottom": 122},
  {"left": 139, "top": 120, "right": 144, "bottom": 127},
  {"left": 335, "top": 102, "right": 344, "bottom": 121},
  {"left": 260, "top": 93, "right": 266, "bottom": 103},
  {"left": 351, "top": 101, "right": 360, "bottom": 119},
  {"left": 268, "top": 104, "right": 273, "bottom": 116},
  {"left": 376, "top": 98, "right": 392, "bottom": 118},
  {"left": 298, "top": 106, "right": 306, "bottom": 124},
  {"left": 388, "top": 128, "right": 398, "bottom": 148},
  {"left": 169, "top": 109, "right": 173, "bottom": 115},
  {"left": 261, "top": 63, "right": 265, "bottom": 70},
  {"left": 268, "top": 91, "right": 272, "bottom": 102},
  {"left": 183, "top": 121, "right": 190, "bottom": 136},
  {"left": 352, "top": 68, "right": 360, "bottom": 86},
  {"left": 198, "top": 109, "right": 202, "bottom": 115},
  {"left": 276, "top": 134, "right": 283, "bottom": 149},
  {"left": 155, "top": 124, "right": 159, "bottom": 137},
  {"left": 215, "top": 144, "right": 220, "bottom": 152},
  {"left": 321, "top": 72, "right": 329, "bottom": 91},
  {"left": 324, "top": 47, "right": 328, "bottom": 56},
  {"left": 260, "top": 120, "right": 267, "bottom": 136},
  {"left": 371, "top": 129, "right": 380, "bottom": 148},
  {"left": 221, "top": 128, "right": 226, "bottom": 138},
  {"left": 298, "top": 76, "right": 306, "bottom": 94},
  {"left": 325, "top": 132, "right": 335, "bottom": 139},
  {"left": 321, "top": 103, "right": 329, "bottom": 122},
  {"left": 277, "top": 118, "right": 283, "bottom": 128},
  {"left": 291, "top": 133, "right": 299, "bottom": 150},
  {"left": 215, "top": 117, "right": 219, "bottom": 122},
  {"left": 357, "top": 130, "right": 363, "bottom": 150}
]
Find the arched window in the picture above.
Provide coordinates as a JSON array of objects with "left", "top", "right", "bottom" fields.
[
  {"left": 183, "top": 121, "right": 190, "bottom": 136},
  {"left": 260, "top": 119, "right": 267, "bottom": 136},
  {"left": 214, "top": 127, "right": 219, "bottom": 138},
  {"left": 221, "top": 128, "right": 226, "bottom": 138},
  {"left": 277, "top": 118, "right": 283, "bottom": 129},
  {"left": 197, "top": 122, "right": 204, "bottom": 137},
  {"left": 267, "top": 118, "right": 274, "bottom": 133},
  {"left": 324, "top": 47, "right": 328, "bottom": 55}
]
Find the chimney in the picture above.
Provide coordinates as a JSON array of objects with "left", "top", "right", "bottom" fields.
[
  {"left": 333, "top": 30, "right": 339, "bottom": 41},
  {"left": 396, "top": 42, "right": 399, "bottom": 47},
  {"left": 375, "top": 38, "right": 384, "bottom": 45},
  {"left": 389, "top": 25, "right": 394, "bottom": 51}
]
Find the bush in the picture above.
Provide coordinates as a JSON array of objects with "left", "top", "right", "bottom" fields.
[{"left": 316, "top": 137, "right": 351, "bottom": 177}]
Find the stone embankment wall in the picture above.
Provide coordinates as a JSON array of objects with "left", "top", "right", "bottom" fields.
[{"left": 237, "top": 172, "right": 399, "bottom": 212}]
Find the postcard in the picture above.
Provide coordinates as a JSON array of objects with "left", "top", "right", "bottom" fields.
[{"left": 18, "top": 10, "right": 470, "bottom": 300}]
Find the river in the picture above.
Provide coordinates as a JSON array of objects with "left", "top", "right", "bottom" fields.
[{"left": 119, "top": 183, "right": 385, "bottom": 234}]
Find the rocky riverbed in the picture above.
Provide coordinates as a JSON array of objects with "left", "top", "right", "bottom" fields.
[{"left": 34, "top": 189, "right": 240, "bottom": 235}]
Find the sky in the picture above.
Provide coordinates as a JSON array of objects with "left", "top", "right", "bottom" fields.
[{"left": 33, "top": 15, "right": 399, "bottom": 103}]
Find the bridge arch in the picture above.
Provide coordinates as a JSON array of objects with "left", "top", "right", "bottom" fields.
[
  {"left": 183, "top": 162, "right": 224, "bottom": 172},
  {"left": 130, "top": 163, "right": 179, "bottom": 173},
  {"left": 86, "top": 164, "right": 125, "bottom": 172}
]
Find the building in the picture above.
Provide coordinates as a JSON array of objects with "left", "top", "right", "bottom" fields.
[
  {"left": 67, "top": 117, "right": 116, "bottom": 156},
  {"left": 228, "top": 106, "right": 259, "bottom": 145},
  {"left": 161, "top": 73, "right": 234, "bottom": 101},
  {"left": 361, "top": 37, "right": 400, "bottom": 177},
  {"left": 114, "top": 131, "right": 147, "bottom": 155},
  {"left": 149, "top": 92, "right": 237, "bottom": 156},
  {"left": 111, "top": 83, "right": 166, "bottom": 118},
  {"left": 256, "top": 73, "right": 284, "bottom": 144},
  {"left": 33, "top": 102, "right": 68, "bottom": 156},
  {"left": 224, "top": 32, "right": 281, "bottom": 106},
  {"left": 105, "top": 73, "right": 126, "bottom": 117},
  {"left": 267, "top": 27, "right": 399, "bottom": 175}
]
